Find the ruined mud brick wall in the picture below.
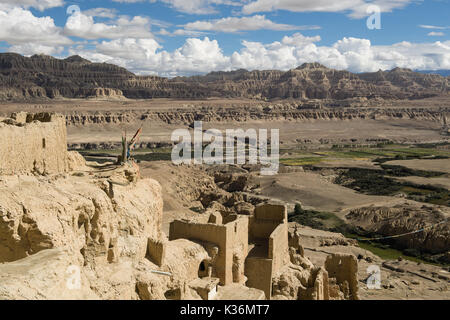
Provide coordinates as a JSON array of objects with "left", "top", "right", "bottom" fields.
[
  {"left": 147, "top": 238, "right": 166, "bottom": 267},
  {"left": 249, "top": 204, "right": 287, "bottom": 239},
  {"left": 230, "top": 216, "right": 249, "bottom": 284},
  {"left": 0, "top": 113, "right": 68, "bottom": 175},
  {"left": 249, "top": 203, "right": 289, "bottom": 274},
  {"left": 169, "top": 216, "right": 249, "bottom": 286},
  {"left": 311, "top": 268, "right": 330, "bottom": 300},
  {"left": 246, "top": 204, "right": 290, "bottom": 299},
  {"left": 268, "top": 223, "right": 290, "bottom": 275},
  {"left": 244, "top": 257, "right": 272, "bottom": 299},
  {"left": 325, "top": 253, "right": 359, "bottom": 300}
]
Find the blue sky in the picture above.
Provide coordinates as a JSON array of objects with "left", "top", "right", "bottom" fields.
[{"left": 0, "top": 0, "right": 449, "bottom": 76}]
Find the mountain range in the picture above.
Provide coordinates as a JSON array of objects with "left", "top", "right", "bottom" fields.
[{"left": 0, "top": 53, "right": 448, "bottom": 101}]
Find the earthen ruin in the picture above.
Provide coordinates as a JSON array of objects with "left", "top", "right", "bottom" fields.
[{"left": 0, "top": 112, "right": 359, "bottom": 300}]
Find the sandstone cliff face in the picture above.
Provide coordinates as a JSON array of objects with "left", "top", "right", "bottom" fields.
[{"left": 1, "top": 53, "right": 448, "bottom": 101}]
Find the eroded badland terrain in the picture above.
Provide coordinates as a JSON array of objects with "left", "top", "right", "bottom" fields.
[{"left": 0, "top": 54, "right": 449, "bottom": 300}]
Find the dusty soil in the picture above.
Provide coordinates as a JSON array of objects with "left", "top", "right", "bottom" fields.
[
  {"left": 251, "top": 171, "right": 393, "bottom": 213},
  {"left": 393, "top": 176, "right": 450, "bottom": 190},
  {"left": 385, "top": 159, "right": 450, "bottom": 174}
]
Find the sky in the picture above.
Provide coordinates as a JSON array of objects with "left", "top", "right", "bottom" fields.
[{"left": 0, "top": 0, "right": 449, "bottom": 76}]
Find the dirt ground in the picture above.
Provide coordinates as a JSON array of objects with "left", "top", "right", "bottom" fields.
[{"left": 385, "top": 159, "right": 450, "bottom": 174}]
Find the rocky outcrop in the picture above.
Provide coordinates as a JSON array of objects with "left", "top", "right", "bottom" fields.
[
  {"left": 1, "top": 53, "right": 448, "bottom": 101},
  {"left": 0, "top": 167, "right": 163, "bottom": 264},
  {"left": 0, "top": 248, "right": 99, "bottom": 300},
  {"left": 346, "top": 204, "right": 450, "bottom": 256}
]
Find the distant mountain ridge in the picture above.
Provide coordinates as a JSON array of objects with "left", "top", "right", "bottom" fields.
[
  {"left": 416, "top": 70, "right": 450, "bottom": 77},
  {"left": 0, "top": 53, "right": 448, "bottom": 101}
]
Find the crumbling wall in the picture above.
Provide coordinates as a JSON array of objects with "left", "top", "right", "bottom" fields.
[
  {"left": 325, "top": 253, "right": 359, "bottom": 300},
  {"left": 169, "top": 216, "right": 249, "bottom": 286},
  {"left": 147, "top": 238, "right": 166, "bottom": 267},
  {"left": 249, "top": 204, "right": 287, "bottom": 239},
  {"left": 245, "top": 204, "right": 290, "bottom": 299},
  {"left": 169, "top": 220, "right": 230, "bottom": 285},
  {"left": 268, "top": 223, "right": 290, "bottom": 275},
  {"left": 245, "top": 257, "right": 272, "bottom": 299},
  {"left": 229, "top": 216, "right": 249, "bottom": 284},
  {"left": 255, "top": 204, "right": 287, "bottom": 221},
  {"left": 311, "top": 267, "right": 329, "bottom": 300},
  {"left": 0, "top": 112, "right": 68, "bottom": 175}
]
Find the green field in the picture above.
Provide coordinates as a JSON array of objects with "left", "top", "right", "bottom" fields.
[{"left": 280, "top": 144, "right": 450, "bottom": 167}]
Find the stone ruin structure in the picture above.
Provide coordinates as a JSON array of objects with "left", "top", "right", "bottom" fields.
[
  {"left": 0, "top": 112, "right": 69, "bottom": 175},
  {"left": 0, "top": 112, "right": 359, "bottom": 300},
  {"left": 165, "top": 203, "right": 359, "bottom": 300}
]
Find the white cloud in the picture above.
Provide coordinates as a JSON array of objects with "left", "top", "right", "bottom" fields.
[
  {"left": 1, "top": 1, "right": 447, "bottom": 76},
  {"left": 419, "top": 25, "right": 448, "bottom": 30},
  {"left": 241, "top": 0, "right": 414, "bottom": 18},
  {"left": 157, "top": 0, "right": 220, "bottom": 14},
  {"left": 183, "top": 15, "right": 320, "bottom": 33},
  {"left": 428, "top": 32, "right": 445, "bottom": 37},
  {"left": 113, "top": 0, "right": 242, "bottom": 14},
  {"left": 72, "top": 37, "right": 230, "bottom": 76},
  {"left": 68, "top": 32, "right": 450, "bottom": 77},
  {"left": 96, "top": 38, "right": 161, "bottom": 60},
  {"left": 158, "top": 29, "right": 208, "bottom": 37},
  {"left": 0, "top": 6, "right": 71, "bottom": 54},
  {"left": 9, "top": 43, "right": 64, "bottom": 56},
  {"left": 64, "top": 11, "right": 154, "bottom": 40},
  {"left": 0, "top": 0, "right": 64, "bottom": 11},
  {"left": 83, "top": 8, "right": 118, "bottom": 19}
]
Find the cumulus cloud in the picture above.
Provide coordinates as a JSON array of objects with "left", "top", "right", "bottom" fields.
[
  {"left": 0, "top": 0, "right": 64, "bottom": 11},
  {"left": 71, "top": 37, "right": 230, "bottom": 76},
  {"left": 183, "top": 15, "right": 320, "bottom": 33},
  {"left": 64, "top": 11, "right": 154, "bottom": 40},
  {"left": 68, "top": 32, "right": 450, "bottom": 77},
  {"left": 1, "top": 1, "right": 447, "bottom": 76},
  {"left": 8, "top": 43, "right": 65, "bottom": 56},
  {"left": 0, "top": 6, "right": 71, "bottom": 55},
  {"left": 83, "top": 8, "right": 118, "bottom": 19}
]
